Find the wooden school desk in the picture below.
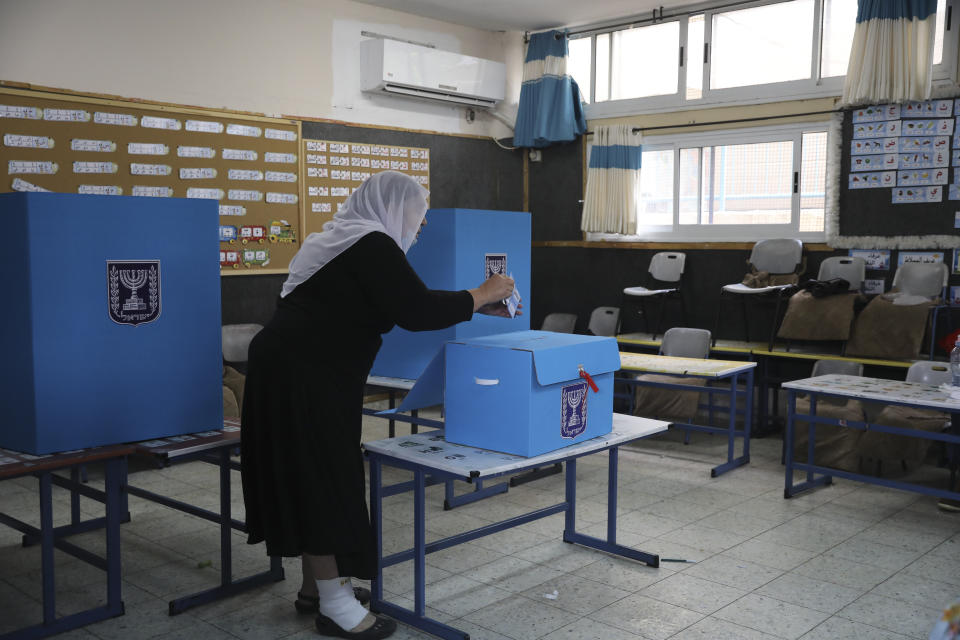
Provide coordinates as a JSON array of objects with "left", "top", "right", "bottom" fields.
[
  {"left": 363, "top": 413, "right": 669, "bottom": 640},
  {"left": 618, "top": 352, "right": 756, "bottom": 477},
  {"left": 124, "top": 418, "right": 284, "bottom": 614},
  {"left": 783, "top": 374, "right": 960, "bottom": 502},
  {"left": 0, "top": 444, "right": 131, "bottom": 640}
]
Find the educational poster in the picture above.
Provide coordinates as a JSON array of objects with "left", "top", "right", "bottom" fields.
[
  {"left": 849, "top": 99, "right": 956, "bottom": 204},
  {"left": 951, "top": 286, "right": 960, "bottom": 306},
  {"left": 897, "top": 251, "right": 944, "bottom": 265},
  {"left": 0, "top": 87, "right": 301, "bottom": 275},
  {"left": 849, "top": 249, "right": 891, "bottom": 270},
  {"left": 301, "top": 138, "right": 429, "bottom": 237},
  {"left": 954, "top": 248, "right": 960, "bottom": 274}
]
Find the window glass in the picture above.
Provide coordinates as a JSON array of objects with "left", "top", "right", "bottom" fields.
[
  {"left": 686, "top": 14, "right": 705, "bottom": 100},
  {"left": 678, "top": 147, "right": 700, "bottom": 224},
  {"left": 934, "top": 0, "right": 946, "bottom": 64},
  {"left": 638, "top": 148, "right": 674, "bottom": 226},
  {"left": 703, "top": 140, "right": 793, "bottom": 224},
  {"left": 568, "top": 36, "right": 592, "bottom": 104},
  {"left": 799, "top": 131, "right": 827, "bottom": 232},
  {"left": 711, "top": 0, "right": 814, "bottom": 89},
  {"left": 596, "top": 33, "right": 610, "bottom": 102},
  {"left": 611, "top": 22, "right": 680, "bottom": 99},
  {"left": 821, "top": 0, "right": 857, "bottom": 77}
]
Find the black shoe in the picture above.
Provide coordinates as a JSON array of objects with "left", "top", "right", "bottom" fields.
[
  {"left": 295, "top": 587, "right": 372, "bottom": 614},
  {"left": 315, "top": 612, "right": 396, "bottom": 639}
]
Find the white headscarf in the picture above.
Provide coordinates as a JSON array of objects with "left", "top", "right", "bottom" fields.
[{"left": 282, "top": 171, "right": 429, "bottom": 297}]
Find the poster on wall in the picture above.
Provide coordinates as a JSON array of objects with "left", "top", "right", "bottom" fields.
[
  {"left": 0, "top": 87, "right": 302, "bottom": 275},
  {"left": 849, "top": 249, "right": 891, "bottom": 270},
  {"left": 301, "top": 139, "right": 430, "bottom": 237}
]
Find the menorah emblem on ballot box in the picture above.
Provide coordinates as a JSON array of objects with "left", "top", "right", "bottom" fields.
[
  {"left": 107, "top": 260, "right": 161, "bottom": 326},
  {"left": 560, "top": 381, "right": 588, "bottom": 439}
]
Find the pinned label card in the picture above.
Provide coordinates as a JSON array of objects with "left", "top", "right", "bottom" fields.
[
  {"left": 5, "top": 134, "right": 54, "bottom": 149},
  {"left": 264, "top": 128, "right": 297, "bottom": 141},
  {"left": 72, "top": 138, "right": 116, "bottom": 152},
  {"left": 140, "top": 115, "right": 181, "bottom": 130},
  {"left": 94, "top": 112, "right": 137, "bottom": 126}
]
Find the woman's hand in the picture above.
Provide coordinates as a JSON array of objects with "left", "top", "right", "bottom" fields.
[{"left": 469, "top": 274, "right": 516, "bottom": 311}]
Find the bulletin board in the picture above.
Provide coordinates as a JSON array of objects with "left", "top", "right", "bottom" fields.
[
  {"left": 838, "top": 98, "right": 960, "bottom": 239},
  {"left": 0, "top": 87, "right": 302, "bottom": 275},
  {"left": 302, "top": 138, "right": 430, "bottom": 235}
]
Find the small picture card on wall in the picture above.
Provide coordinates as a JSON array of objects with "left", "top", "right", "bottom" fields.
[
  {"left": 951, "top": 286, "right": 960, "bottom": 306},
  {"left": 863, "top": 279, "right": 886, "bottom": 295},
  {"left": 849, "top": 249, "right": 890, "bottom": 270},
  {"left": 898, "top": 251, "right": 945, "bottom": 266}
]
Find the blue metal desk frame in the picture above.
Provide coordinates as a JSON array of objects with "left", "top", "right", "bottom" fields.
[
  {"left": 783, "top": 377, "right": 960, "bottom": 502},
  {"left": 122, "top": 420, "right": 284, "bottom": 615},
  {"left": 364, "top": 415, "right": 668, "bottom": 640},
  {"left": 0, "top": 445, "right": 130, "bottom": 640},
  {"left": 617, "top": 360, "right": 755, "bottom": 477},
  {"left": 364, "top": 376, "right": 557, "bottom": 510}
]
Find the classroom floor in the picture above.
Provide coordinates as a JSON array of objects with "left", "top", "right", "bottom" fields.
[{"left": 1, "top": 415, "right": 958, "bottom": 640}]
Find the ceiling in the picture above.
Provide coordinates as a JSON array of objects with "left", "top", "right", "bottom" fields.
[{"left": 352, "top": 0, "right": 689, "bottom": 32}]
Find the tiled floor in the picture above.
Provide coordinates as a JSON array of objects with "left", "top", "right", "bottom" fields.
[{"left": 1, "top": 416, "right": 958, "bottom": 640}]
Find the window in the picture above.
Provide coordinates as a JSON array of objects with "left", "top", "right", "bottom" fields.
[
  {"left": 569, "top": 0, "right": 956, "bottom": 115},
  {"left": 589, "top": 124, "right": 828, "bottom": 242}
]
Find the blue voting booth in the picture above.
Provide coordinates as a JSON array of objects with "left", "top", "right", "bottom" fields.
[
  {"left": 371, "top": 208, "right": 531, "bottom": 380},
  {"left": 0, "top": 193, "right": 223, "bottom": 454}
]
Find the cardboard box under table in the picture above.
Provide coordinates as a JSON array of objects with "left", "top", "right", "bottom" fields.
[
  {"left": 0, "top": 192, "right": 223, "bottom": 454},
  {"left": 371, "top": 208, "right": 531, "bottom": 380},
  {"left": 395, "top": 330, "right": 621, "bottom": 457}
]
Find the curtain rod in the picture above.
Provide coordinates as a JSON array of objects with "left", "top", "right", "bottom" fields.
[{"left": 585, "top": 109, "right": 838, "bottom": 135}]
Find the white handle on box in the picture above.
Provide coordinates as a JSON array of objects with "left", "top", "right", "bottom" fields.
[{"left": 474, "top": 377, "right": 499, "bottom": 386}]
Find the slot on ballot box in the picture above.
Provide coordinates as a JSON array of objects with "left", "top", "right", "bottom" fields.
[{"left": 386, "top": 330, "right": 620, "bottom": 457}]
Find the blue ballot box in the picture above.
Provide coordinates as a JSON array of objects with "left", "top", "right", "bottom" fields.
[
  {"left": 387, "top": 331, "right": 620, "bottom": 457},
  {"left": 0, "top": 193, "right": 223, "bottom": 454},
  {"left": 371, "top": 208, "right": 531, "bottom": 380}
]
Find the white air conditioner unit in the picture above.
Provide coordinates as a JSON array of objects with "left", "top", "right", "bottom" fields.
[{"left": 360, "top": 38, "right": 506, "bottom": 109}]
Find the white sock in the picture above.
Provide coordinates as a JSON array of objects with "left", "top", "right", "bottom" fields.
[{"left": 316, "top": 577, "right": 368, "bottom": 631}]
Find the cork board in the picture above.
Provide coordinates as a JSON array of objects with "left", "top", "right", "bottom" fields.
[
  {"left": 302, "top": 139, "right": 430, "bottom": 236},
  {"left": 0, "top": 87, "right": 302, "bottom": 275}
]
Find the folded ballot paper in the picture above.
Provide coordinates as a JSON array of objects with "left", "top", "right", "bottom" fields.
[
  {"left": 504, "top": 274, "right": 521, "bottom": 318},
  {"left": 379, "top": 330, "right": 619, "bottom": 456}
]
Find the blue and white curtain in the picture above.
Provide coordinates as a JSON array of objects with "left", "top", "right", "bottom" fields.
[
  {"left": 841, "top": 0, "right": 938, "bottom": 106},
  {"left": 581, "top": 125, "right": 642, "bottom": 235},
  {"left": 513, "top": 30, "right": 587, "bottom": 148}
]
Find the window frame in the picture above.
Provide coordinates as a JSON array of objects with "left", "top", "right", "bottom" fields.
[
  {"left": 572, "top": 0, "right": 958, "bottom": 118},
  {"left": 585, "top": 122, "right": 830, "bottom": 243}
]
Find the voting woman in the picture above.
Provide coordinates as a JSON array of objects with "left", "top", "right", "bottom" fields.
[{"left": 240, "top": 170, "right": 518, "bottom": 639}]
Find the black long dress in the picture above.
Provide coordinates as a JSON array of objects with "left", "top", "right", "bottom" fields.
[{"left": 240, "top": 231, "right": 473, "bottom": 578}]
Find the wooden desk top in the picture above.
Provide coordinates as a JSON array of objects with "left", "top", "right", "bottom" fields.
[
  {"left": 783, "top": 374, "right": 960, "bottom": 410},
  {"left": 619, "top": 352, "right": 756, "bottom": 377},
  {"left": 0, "top": 443, "right": 135, "bottom": 480}
]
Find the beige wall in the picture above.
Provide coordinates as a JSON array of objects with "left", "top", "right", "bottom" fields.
[{"left": 0, "top": 0, "right": 523, "bottom": 137}]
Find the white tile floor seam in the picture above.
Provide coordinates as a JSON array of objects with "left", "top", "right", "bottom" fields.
[{"left": 1, "top": 421, "right": 958, "bottom": 640}]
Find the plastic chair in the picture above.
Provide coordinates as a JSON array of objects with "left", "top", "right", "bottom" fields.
[
  {"left": 587, "top": 306, "right": 621, "bottom": 336},
  {"left": 540, "top": 313, "right": 577, "bottom": 334},
  {"left": 222, "top": 323, "right": 263, "bottom": 364},
  {"left": 713, "top": 238, "right": 803, "bottom": 350},
  {"left": 905, "top": 360, "right": 952, "bottom": 385},
  {"left": 632, "top": 327, "right": 711, "bottom": 441},
  {"left": 817, "top": 256, "right": 866, "bottom": 292},
  {"left": 891, "top": 262, "right": 950, "bottom": 358},
  {"left": 659, "top": 327, "right": 711, "bottom": 359},
  {"left": 810, "top": 359, "right": 864, "bottom": 405},
  {"left": 622, "top": 252, "right": 687, "bottom": 339}
]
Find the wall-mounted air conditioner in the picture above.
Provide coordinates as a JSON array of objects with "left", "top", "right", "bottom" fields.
[{"left": 359, "top": 38, "right": 506, "bottom": 109}]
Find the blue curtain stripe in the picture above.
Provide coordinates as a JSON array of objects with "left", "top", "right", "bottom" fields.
[
  {"left": 588, "top": 145, "right": 643, "bottom": 170},
  {"left": 856, "top": 0, "right": 936, "bottom": 22}
]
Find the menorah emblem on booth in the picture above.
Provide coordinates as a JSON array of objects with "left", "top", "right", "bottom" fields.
[
  {"left": 107, "top": 260, "right": 162, "bottom": 326},
  {"left": 120, "top": 269, "right": 148, "bottom": 311}
]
